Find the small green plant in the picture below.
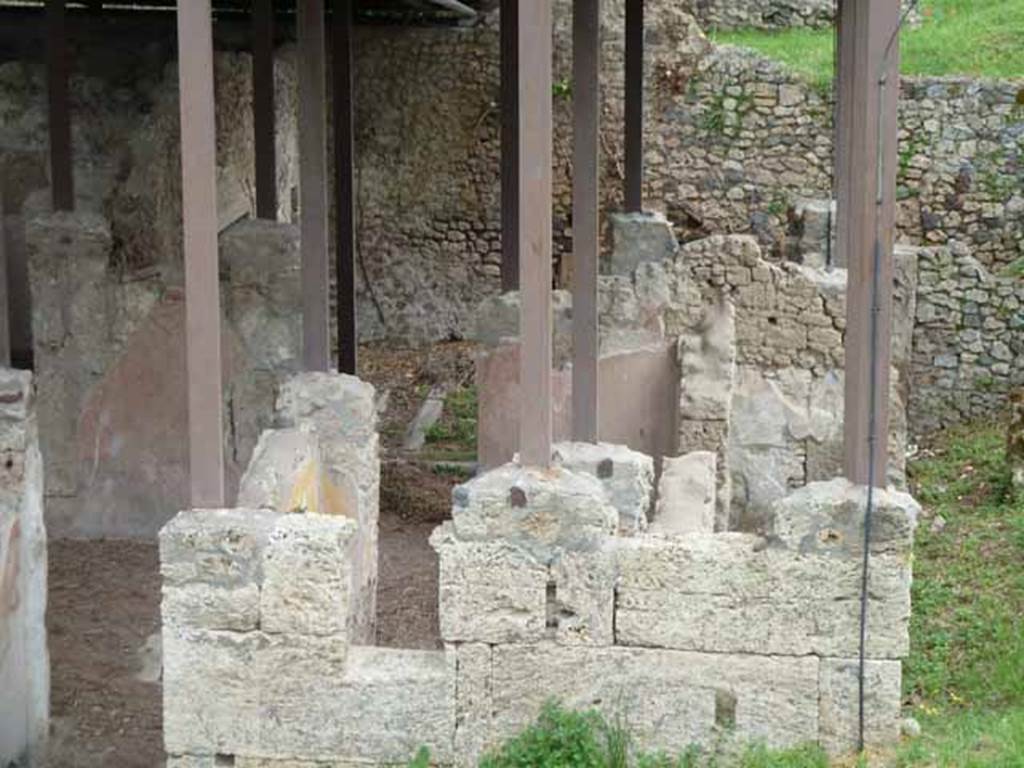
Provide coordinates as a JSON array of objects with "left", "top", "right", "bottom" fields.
[
  {"left": 479, "top": 701, "right": 614, "bottom": 768},
  {"left": 553, "top": 78, "right": 573, "bottom": 99},
  {"left": 407, "top": 746, "right": 431, "bottom": 768},
  {"left": 424, "top": 386, "right": 478, "bottom": 459}
]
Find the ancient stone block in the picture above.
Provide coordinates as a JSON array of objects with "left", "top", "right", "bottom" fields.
[
  {"left": 260, "top": 514, "right": 357, "bottom": 637},
  {"left": 678, "top": 298, "right": 736, "bottom": 422},
  {"left": 605, "top": 211, "right": 679, "bottom": 276},
  {"left": 161, "top": 582, "right": 260, "bottom": 632},
  {"left": 453, "top": 643, "right": 493, "bottom": 765},
  {"left": 431, "top": 523, "right": 547, "bottom": 644},
  {"left": 550, "top": 546, "right": 617, "bottom": 646},
  {"left": 160, "top": 509, "right": 275, "bottom": 591},
  {"left": 614, "top": 533, "right": 911, "bottom": 658},
  {"left": 485, "top": 643, "right": 820, "bottom": 753},
  {"left": 449, "top": 463, "right": 617, "bottom": 559},
  {"left": 819, "top": 658, "right": 902, "bottom": 754},
  {"left": 771, "top": 478, "right": 919, "bottom": 558},
  {"left": 651, "top": 451, "right": 717, "bottom": 534},
  {"left": 237, "top": 427, "right": 322, "bottom": 514},
  {"left": 551, "top": 441, "right": 654, "bottom": 534}
]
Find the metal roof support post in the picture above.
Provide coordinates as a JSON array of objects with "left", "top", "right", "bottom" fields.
[
  {"left": 517, "top": 0, "right": 554, "bottom": 467},
  {"left": 623, "top": 0, "right": 643, "bottom": 213},
  {"left": 46, "top": 0, "right": 73, "bottom": 212},
  {"left": 176, "top": 0, "right": 225, "bottom": 508},
  {"left": 253, "top": 0, "right": 278, "bottom": 220},
  {"left": 837, "top": 0, "right": 901, "bottom": 486},
  {"left": 500, "top": 0, "right": 520, "bottom": 292},
  {"left": 572, "top": 0, "right": 600, "bottom": 443},
  {"left": 298, "top": 0, "right": 331, "bottom": 372},
  {"left": 333, "top": 0, "right": 357, "bottom": 375}
]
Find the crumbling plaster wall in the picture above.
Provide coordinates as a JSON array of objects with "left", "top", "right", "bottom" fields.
[
  {"left": 0, "top": 369, "right": 48, "bottom": 767},
  {"left": 160, "top": 425, "right": 919, "bottom": 766}
]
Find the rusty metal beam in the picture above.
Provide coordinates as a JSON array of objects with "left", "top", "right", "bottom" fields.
[
  {"left": 0, "top": 195, "right": 9, "bottom": 368},
  {"left": 624, "top": 0, "right": 643, "bottom": 213},
  {"left": 517, "top": 0, "right": 553, "bottom": 467},
  {"left": 298, "top": 0, "right": 331, "bottom": 371},
  {"left": 252, "top": 0, "right": 277, "bottom": 220},
  {"left": 500, "top": 0, "right": 520, "bottom": 292},
  {"left": 46, "top": 0, "right": 73, "bottom": 211},
  {"left": 572, "top": 0, "right": 600, "bottom": 443},
  {"left": 333, "top": 0, "right": 357, "bottom": 375},
  {"left": 837, "top": 0, "right": 901, "bottom": 486},
  {"left": 176, "top": 0, "right": 225, "bottom": 507}
]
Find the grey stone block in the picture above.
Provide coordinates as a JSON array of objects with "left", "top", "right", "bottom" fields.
[
  {"left": 261, "top": 514, "right": 357, "bottom": 636},
  {"left": 160, "top": 509, "right": 276, "bottom": 590},
  {"left": 450, "top": 463, "right": 617, "bottom": 560},
  {"left": 431, "top": 523, "right": 548, "bottom": 644},
  {"left": 238, "top": 427, "right": 322, "bottom": 513},
  {"left": 551, "top": 441, "right": 654, "bottom": 534},
  {"left": 615, "top": 533, "right": 911, "bottom": 658},
  {"left": 550, "top": 547, "right": 617, "bottom": 646},
  {"left": 485, "top": 643, "right": 820, "bottom": 753},
  {"left": 162, "top": 582, "right": 260, "bottom": 632},
  {"left": 652, "top": 451, "right": 717, "bottom": 535},
  {"left": 606, "top": 211, "right": 679, "bottom": 276},
  {"left": 819, "top": 658, "right": 902, "bottom": 755}
]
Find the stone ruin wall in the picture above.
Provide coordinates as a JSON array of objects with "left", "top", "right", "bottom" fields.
[
  {"left": 0, "top": 369, "right": 48, "bottom": 767},
  {"left": 160, "top": 375, "right": 920, "bottom": 766},
  {"left": 682, "top": 0, "right": 918, "bottom": 31},
  {"left": 472, "top": 228, "right": 916, "bottom": 531}
]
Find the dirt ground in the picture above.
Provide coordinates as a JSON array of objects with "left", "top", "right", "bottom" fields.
[{"left": 43, "top": 342, "right": 473, "bottom": 766}]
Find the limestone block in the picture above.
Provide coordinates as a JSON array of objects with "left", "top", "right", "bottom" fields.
[
  {"left": 453, "top": 643, "right": 492, "bottom": 766},
  {"left": 161, "top": 582, "right": 260, "bottom": 632},
  {"left": 260, "top": 514, "right": 357, "bottom": 636},
  {"left": 276, "top": 372, "right": 379, "bottom": 644},
  {"left": 449, "top": 463, "right": 617, "bottom": 559},
  {"left": 238, "top": 427, "right": 322, "bottom": 514},
  {"left": 771, "top": 478, "right": 919, "bottom": 558},
  {"left": 678, "top": 298, "right": 736, "bottom": 421},
  {"left": 431, "top": 523, "right": 547, "bottom": 644},
  {"left": 485, "top": 643, "right": 819, "bottom": 753},
  {"left": 550, "top": 546, "right": 617, "bottom": 646},
  {"left": 652, "top": 451, "right": 716, "bottom": 534},
  {"left": 615, "top": 533, "right": 911, "bottom": 658},
  {"left": 605, "top": 211, "right": 679, "bottom": 276},
  {"left": 551, "top": 441, "right": 654, "bottom": 534},
  {"left": 160, "top": 508, "right": 275, "bottom": 591},
  {"left": 819, "top": 658, "right": 902, "bottom": 754}
]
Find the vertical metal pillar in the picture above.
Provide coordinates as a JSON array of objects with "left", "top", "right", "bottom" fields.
[
  {"left": 46, "top": 0, "right": 73, "bottom": 212},
  {"left": 572, "top": 0, "right": 600, "bottom": 443},
  {"left": 333, "top": 0, "right": 357, "bottom": 375},
  {"left": 176, "top": 0, "right": 225, "bottom": 507},
  {"left": 517, "top": 0, "right": 554, "bottom": 467},
  {"left": 838, "top": 0, "right": 901, "bottom": 486},
  {"left": 298, "top": 0, "right": 331, "bottom": 371},
  {"left": 0, "top": 195, "right": 9, "bottom": 368},
  {"left": 253, "top": 0, "right": 277, "bottom": 220},
  {"left": 623, "top": 0, "right": 643, "bottom": 213},
  {"left": 500, "top": 0, "right": 520, "bottom": 292}
]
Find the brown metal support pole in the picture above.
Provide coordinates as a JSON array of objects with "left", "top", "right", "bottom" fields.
[
  {"left": 572, "top": 0, "right": 600, "bottom": 443},
  {"left": 623, "top": 0, "right": 643, "bottom": 213},
  {"left": 46, "top": 0, "right": 73, "bottom": 212},
  {"left": 500, "top": 0, "right": 520, "bottom": 292},
  {"left": 252, "top": 0, "right": 277, "bottom": 220},
  {"left": 518, "top": 0, "right": 553, "bottom": 467},
  {"left": 838, "top": 0, "right": 900, "bottom": 486},
  {"left": 298, "top": 0, "right": 331, "bottom": 371},
  {"left": 333, "top": 0, "right": 357, "bottom": 375},
  {"left": 176, "top": 0, "right": 225, "bottom": 507}
]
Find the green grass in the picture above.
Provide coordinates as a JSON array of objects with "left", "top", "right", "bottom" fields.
[
  {"left": 892, "top": 422, "right": 1024, "bottom": 766},
  {"left": 422, "top": 385, "right": 478, "bottom": 461},
  {"left": 712, "top": 1, "right": 1024, "bottom": 86}
]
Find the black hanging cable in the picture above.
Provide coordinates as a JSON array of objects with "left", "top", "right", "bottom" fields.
[{"left": 857, "top": 0, "right": 920, "bottom": 752}]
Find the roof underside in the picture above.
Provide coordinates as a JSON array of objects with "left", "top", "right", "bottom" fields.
[{"left": 0, "top": 0, "right": 498, "bottom": 25}]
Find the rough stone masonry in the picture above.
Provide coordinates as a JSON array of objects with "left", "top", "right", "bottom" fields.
[{"left": 161, "top": 372, "right": 919, "bottom": 766}]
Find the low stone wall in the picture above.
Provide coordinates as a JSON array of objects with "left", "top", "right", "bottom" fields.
[
  {"left": 161, "top": 434, "right": 919, "bottom": 765},
  {"left": 910, "top": 242, "right": 1024, "bottom": 433},
  {"left": 684, "top": 0, "right": 917, "bottom": 31},
  {"left": 0, "top": 369, "right": 49, "bottom": 766}
]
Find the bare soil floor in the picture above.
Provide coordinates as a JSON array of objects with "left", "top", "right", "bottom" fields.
[{"left": 43, "top": 342, "right": 469, "bottom": 765}]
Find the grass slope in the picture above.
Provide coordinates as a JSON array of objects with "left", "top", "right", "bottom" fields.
[{"left": 713, "top": 1, "right": 1024, "bottom": 85}]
